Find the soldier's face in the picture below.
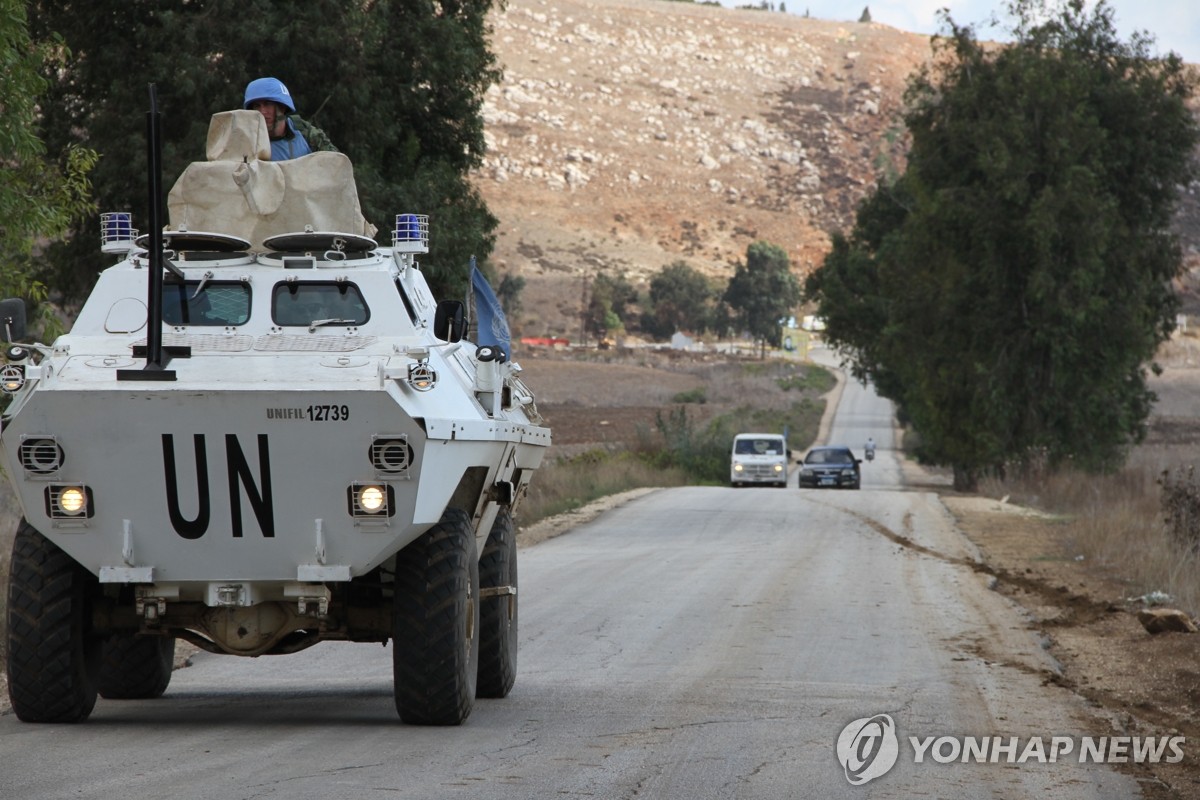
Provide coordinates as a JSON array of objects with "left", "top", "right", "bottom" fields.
[{"left": 249, "top": 100, "right": 286, "bottom": 136}]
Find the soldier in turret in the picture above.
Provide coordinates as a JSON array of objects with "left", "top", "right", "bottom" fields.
[{"left": 243, "top": 76, "right": 337, "bottom": 160}]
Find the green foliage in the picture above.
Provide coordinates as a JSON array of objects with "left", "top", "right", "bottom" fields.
[
  {"left": 723, "top": 241, "right": 802, "bottom": 354},
  {"left": 28, "top": 0, "right": 499, "bottom": 303},
  {"left": 641, "top": 260, "right": 717, "bottom": 340},
  {"left": 652, "top": 406, "right": 731, "bottom": 482},
  {"left": 0, "top": 1, "right": 96, "bottom": 336},
  {"left": 805, "top": 0, "right": 1199, "bottom": 490},
  {"left": 776, "top": 367, "right": 836, "bottom": 394},
  {"left": 671, "top": 388, "right": 707, "bottom": 404},
  {"left": 586, "top": 271, "right": 639, "bottom": 337}
]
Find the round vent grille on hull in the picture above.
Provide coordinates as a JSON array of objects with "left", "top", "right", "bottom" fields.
[
  {"left": 20, "top": 438, "right": 65, "bottom": 475},
  {"left": 370, "top": 438, "right": 412, "bottom": 475}
]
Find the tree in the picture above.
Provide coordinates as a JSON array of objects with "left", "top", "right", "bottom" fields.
[
  {"left": 0, "top": 0, "right": 96, "bottom": 335},
  {"left": 497, "top": 273, "right": 526, "bottom": 318},
  {"left": 641, "top": 261, "right": 716, "bottom": 340},
  {"left": 351, "top": 0, "right": 501, "bottom": 299},
  {"left": 723, "top": 241, "right": 801, "bottom": 356},
  {"left": 28, "top": 0, "right": 499, "bottom": 303},
  {"left": 804, "top": 0, "right": 1199, "bottom": 490},
  {"left": 585, "top": 272, "right": 638, "bottom": 338}
]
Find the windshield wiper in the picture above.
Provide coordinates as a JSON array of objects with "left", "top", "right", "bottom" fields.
[
  {"left": 190, "top": 270, "right": 214, "bottom": 300},
  {"left": 308, "top": 318, "right": 356, "bottom": 333}
]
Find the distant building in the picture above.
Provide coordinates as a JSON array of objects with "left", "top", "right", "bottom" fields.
[{"left": 670, "top": 331, "right": 700, "bottom": 351}]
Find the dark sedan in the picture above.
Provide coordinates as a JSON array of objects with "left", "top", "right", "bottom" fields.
[{"left": 797, "top": 446, "right": 861, "bottom": 490}]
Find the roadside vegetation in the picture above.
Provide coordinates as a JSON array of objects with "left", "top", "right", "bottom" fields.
[
  {"left": 519, "top": 357, "right": 831, "bottom": 524},
  {"left": 979, "top": 454, "right": 1200, "bottom": 616}
]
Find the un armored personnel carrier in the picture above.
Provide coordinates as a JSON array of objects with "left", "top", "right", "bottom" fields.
[{"left": 0, "top": 107, "right": 550, "bottom": 725}]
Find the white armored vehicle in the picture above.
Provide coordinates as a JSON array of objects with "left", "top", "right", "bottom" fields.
[{"left": 0, "top": 107, "right": 550, "bottom": 724}]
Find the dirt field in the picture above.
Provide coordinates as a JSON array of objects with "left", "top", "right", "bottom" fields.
[{"left": 517, "top": 346, "right": 822, "bottom": 457}]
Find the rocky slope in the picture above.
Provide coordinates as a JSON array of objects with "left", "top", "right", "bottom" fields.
[{"left": 474, "top": 0, "right": 931, "bottom": 337}]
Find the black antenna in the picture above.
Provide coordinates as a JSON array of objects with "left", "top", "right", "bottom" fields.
[{"left": 119, "top": 83, "right": 188, "bottom": 381}]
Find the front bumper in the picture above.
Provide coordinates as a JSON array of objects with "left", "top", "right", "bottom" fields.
[{"left": 798, "top": 469, "right": 859, "bottom": 488}]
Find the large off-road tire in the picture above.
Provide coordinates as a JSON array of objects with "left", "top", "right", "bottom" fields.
[
  {"left": 6, "top": 518, "right": 100, "bottom": 723},
  {"left": 96, "top": 634, "right": 175, "bottom": 699},
  {"left": 476, "top": 508, "right": 518, "bottom": 699},
  {"left": 392, "top": 508, "right": 480, "bottom": 725}
]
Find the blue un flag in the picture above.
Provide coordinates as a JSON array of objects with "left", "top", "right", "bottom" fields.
[{"left": 471, "top": 259, "right": 511, "bottom": 355}]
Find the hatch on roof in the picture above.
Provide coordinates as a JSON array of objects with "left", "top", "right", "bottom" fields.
[
  {"left": 263, "top": 231, "right": 377, "bottom": 254},
  {"left": 136, "top": 230, "right": 251, "bottom": 252}
]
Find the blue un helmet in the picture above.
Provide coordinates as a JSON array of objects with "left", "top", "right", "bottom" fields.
[{"left": 244, "top": 77, "right": 296, "bottom": 114}]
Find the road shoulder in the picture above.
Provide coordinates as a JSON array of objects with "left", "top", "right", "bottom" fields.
[{"left": 942, "top": 494, "right": 1198, "bottom": 799}]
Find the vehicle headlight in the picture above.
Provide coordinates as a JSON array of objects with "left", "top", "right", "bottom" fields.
[
  {"left": 800, "top": 468, "right": 814, "bottom": 477},
  {"left": 46, "top": 485, "right": 94, "bottom": 519},
  {"left": 773, "top": 464, "right": 784, "bottom": 473},
  {"left": 348, "top": 483, "right": 395, "bottom": 518},
  {"left": 360, "top": 486, "right": 385, "bottom": 511},
  {"left": 733, "top": 463, "right": 744, "bottom": 472}
]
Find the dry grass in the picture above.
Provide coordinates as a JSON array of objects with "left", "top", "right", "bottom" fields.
[
  {"left": 979, "top": 444, "right": 1200, "bottom": 614},
  {"left": 519, "top": 449, "right": 691, "bottom": 524}
]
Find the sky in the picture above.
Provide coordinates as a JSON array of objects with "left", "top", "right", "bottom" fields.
[{"left": 722, "top": 1, "right": 1200, "bottom": 64}]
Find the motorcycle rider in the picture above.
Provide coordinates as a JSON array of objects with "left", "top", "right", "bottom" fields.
[{"left": 865, "top": 437, "right": 876, "bottom": 461}]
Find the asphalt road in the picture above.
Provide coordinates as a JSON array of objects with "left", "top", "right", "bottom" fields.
[{"left": 0, "top": 366, "right": 1140, "bottom": 799}]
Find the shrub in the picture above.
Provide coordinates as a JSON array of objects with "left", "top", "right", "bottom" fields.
[
  {"left": 647, "top": 399, "right": 825, "bottom": 484},
  {"left": 671, "top": 388, "right": 707, "bottom": 404},
  {"left": 776, "top": 368, "right": 836, "bottom": 394}
]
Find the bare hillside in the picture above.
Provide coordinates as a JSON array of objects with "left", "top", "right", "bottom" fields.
[{"left": 474, "top": 0, "right": 931, "bottom": 337}]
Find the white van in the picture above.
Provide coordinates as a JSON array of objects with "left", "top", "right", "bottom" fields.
[{"left": 730, "top": 433, "right": 789, "bottom": 488}]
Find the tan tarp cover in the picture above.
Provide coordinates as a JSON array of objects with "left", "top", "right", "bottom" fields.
[{"left": 167, "top": 110, "right": 376, "bottom": 249}]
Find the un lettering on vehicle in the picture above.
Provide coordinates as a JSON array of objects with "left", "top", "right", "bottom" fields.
[{"left": 161, "top": 433, "right": 275, "bottom": 540}]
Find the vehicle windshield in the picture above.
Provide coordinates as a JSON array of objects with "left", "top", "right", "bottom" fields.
[
  {"left": 805, "top": 448, "right": 854, "bottom": 465},
  {"left": 273, "top": 282, "right": 369, "bottom": 327},
  {"left": 734, "top": 438, "right": 784, "bottom": 456},
  {"left": 162, "top": 282, "right": 251, "bottom": 326}
]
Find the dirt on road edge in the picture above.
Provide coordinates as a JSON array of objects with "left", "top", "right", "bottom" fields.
[{"left": 940, "top": 495, "right": 1200, "bottom": 800}]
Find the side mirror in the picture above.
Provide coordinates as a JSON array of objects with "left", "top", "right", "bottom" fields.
[
  {"left": 434, "top": 299, "right": 465, "bottom": 343},
  {"left": 0, "top": 298, "right": 27, "bottom": 343}
]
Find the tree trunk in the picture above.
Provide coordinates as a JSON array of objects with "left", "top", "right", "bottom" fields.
[{"left": 952, "top": 465, "right": 978, "bottom": 493}]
